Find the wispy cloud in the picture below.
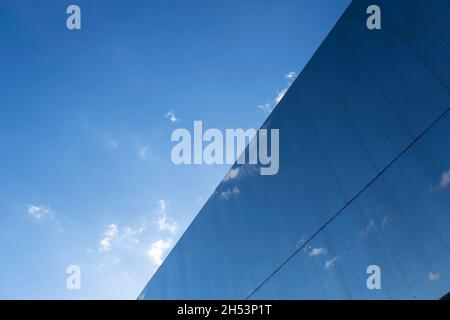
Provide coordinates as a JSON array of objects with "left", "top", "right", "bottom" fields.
[
  {"left": 274, "top": 88, "right": 288, "bottom": 105},
  {"left": 122, "top": 225, "right": 146, "bottom": 245},
  {"left": 223, "top": 166, "right": 258, "bottom": 182},
  {"left": 156, "top": 200, "right": 178, "bottom": 234},
  {"left": 90, "top": 214, "right": 176, "bottom": 298},
  {"left": 325, "top": 256, "right": 339, "bottom": 269},
  {"left": 257, "top": 103, "right": 273, "bottom": 114},
  {"left": 26, "top": 204, "right": 64, "bottom": 233},
  {"left": 158, "top": 199, "right": 167, "bottom": 212},
  {"left": 164, "top": 111, "right": 178, "bottom": 123},
  {"left": 359, "top": 220, "right": 376, "bottom": 237},
  {"left": 99, "top": 224, "right": 119, "bottom": 252},
  {"left": 285, "top": 71, "right": 297, "bottom": 81},
  {"left": 99, "top": 222, "right": 147, "bottom": 252},
  {"left": 147, "top": 239, "right": 173, "bottom": 266},
  {"left": 224, "top": 167, "right": 240, "bottom": 181},
  {"left": 220, "top": 187, "right": 240, "bottom": 200},
  {"left": 157, "top": 214, "right": 178, "bottom": 234},
  {"left": 435, "top": 168, "right": 450, "bottom": 191},
  {"left": 308, "top": 247, "right": 326, "bottom": 257},
  {"left": 257, "top": 71, "right": 296, "bottom": 114},
  {"left": 138, "top": 146, "right": 150, "bottom": 160},
  {"left": 27, "top": 204, "right": 53, "bottom": 220},
  {"left": 428, "top": 272, "right": 441, "bottom": 282}
]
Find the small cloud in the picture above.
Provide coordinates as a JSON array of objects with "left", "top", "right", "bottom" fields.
[
  {"left": 325, "top": 256, "right": 338, "bottom": 269},
  {"left": 224, "top": 167, "right": 240, "bottom": 181},
  {"left": 122, "top": 225, "right": 146, "bottom": 245},
  {"left": 359, "top": 220, "right": 376, "bottom": 237},
  {"left": 220, "top": 187, "right": 240, "bottom": 200},
  {"left": 259, "top": 72, "right": 295, "bottom": 113},
  {"left": 164, "top": 111, "right": 178, "bottom": 123},
  {"left": 195, "top": 196, "right": 204, "bottom": 203},
  {"left": 285, "top": 71, "right": 297, "bottom": 80},
  {"left": 257, "top": 103, "right": 273, "bottom": 114},
  {"left": 308, "top": 247, "right": 326, "bottom": 257},
  {"left": 99, "top": 222, "right": 146, "bottom": 252},
  {"left": 26, "top": 204, "right": 63, "bottom": 232},
  {"left": 223, "top": 166, "right": 257, "bottom": 182},
  {"left": 158, "top": 214, "right": 178, "bottom": 234},
  {"left": 147, "top": 239, "right": 173, "bottom": 266},
  {"left": 428, "top": 272, "right": 441, "bottom": 282},
  {"left": 274, "top": 88, "right": 288, "bottom": 105},
  {"left": 435, "top": 168, "right": 450, "bottom": 191},
  {"left": 27, "top": 204, "right": 52, "bottom": 220},
  {"left": 158, "top": 200, "right": 167, "bottom": 212},
  {"left": 107, "top": 138, "right": 118, "bottom": 148},
  {"left": 138, "top": 146, "right": 150, "bottom": 160},
  {"left": 99, "top": 224, "right": 119, "bottom": 252},
  {"left": 220, "top": 191, "right": 231, "bottom": 200},
  {"left": 155, "top": 200, "right": 177, "bottom": 234}
]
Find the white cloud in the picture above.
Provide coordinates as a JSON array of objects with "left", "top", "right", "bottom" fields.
[
  {"left": 164, "top": 111, "right": 178, "bottom": 123},
  {"left": 274, "top": 88, "right": 288, "bottom": 105},
  {"left": 99, "top": 222, "right": 146, "bottom": 252},
  {"left": 26, "top": 204, "right": 64, "bottom": 233},
  {"left": 155, "top": 200, "right": 178, "bottom": 234},
  {"left": 88, "top": 218, "right": 176, "bottom": 298},
  {"left": 158, "top": 199, "right": 167, "bottom": 212},
  {"left": 220, "top": 191, "right": 231, "bottom": 200},
  {"left": 359, "top": 220, "right": 376, "bottom": 237},
  {"left": 195, "top": 196, "right": 204, "bottom": 203},
  {"left": 257, "top": 103, "right": 273, "bottom": 114},
  {"left": 99, "top": 224, "right": 119, "bottom": 252},
  {"left": 308, "top": 247, "right": 326, "bottom": 257},
  {"left": 147, "top": 239, "right": 173, "bottom": 266},
  {"left": 258, "top": 72, "right": 296, "bottom": 113},
  {"left": 435, "top": 168, "right": 450, "bottom": 190},
  {"left": 428, "top": 272, "right": 441, "bottom": 282},
  {"left": 224, "top": 167, "right": 240, "bottom": 181},
  {"left": 285, "top": 71, "right": 297, "bottom": 80},
  {"left": 158, "top": 214, "right": 178, "bottom": 234},
  {"left": 220, "top": 187, "right": 240, "bottom": 200},
  {"left": 325, "top": 256, "right": 338, "bottom": 269},
  {"left": 223, "top": 166, "right": 258, "bottom": 181},
  {"left": 27, "top": 204, "right": 52, "bottom": 220},
  {"left": 122, "top": 225, "right": 146, "bottom": 245}
]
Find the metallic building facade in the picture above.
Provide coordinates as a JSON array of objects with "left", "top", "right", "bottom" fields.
[{"left": 140, "top": 0, "right": 450, "bottom": 299}]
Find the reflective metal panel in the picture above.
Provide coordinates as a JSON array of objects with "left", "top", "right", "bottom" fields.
[{"left": 140, "top": 0, "right": 450, "bottom": 299}]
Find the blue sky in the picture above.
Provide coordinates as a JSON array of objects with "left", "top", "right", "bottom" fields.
[{"left": 0, "top": 0, "right": 351, "bottom": 299}]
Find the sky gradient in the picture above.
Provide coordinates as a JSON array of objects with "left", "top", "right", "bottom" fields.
[{"left": 0, "top": 0, "right": 350, "bottom": 299}]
